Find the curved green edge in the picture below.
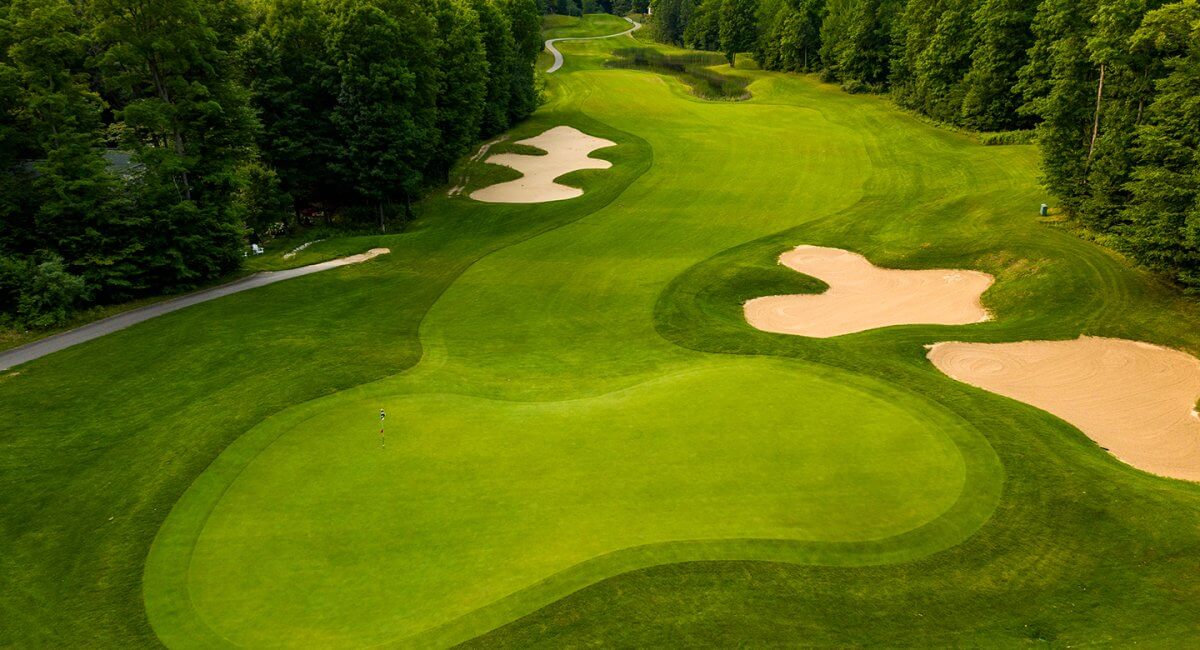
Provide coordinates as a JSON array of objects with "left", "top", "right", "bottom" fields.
[
  {"left": 144, "top": 352, "right": 1001, "bottom": 649},
  {"left": 142, "top": 105, "right": 655, "bottom": 649}
]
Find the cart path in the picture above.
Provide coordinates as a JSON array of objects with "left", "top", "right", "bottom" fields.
[
  {"left": 0, "top": 249, "right": 390, "bottom": 372},
  {"left": 545, "top": 16, "right": 641, "bottom": 74}
]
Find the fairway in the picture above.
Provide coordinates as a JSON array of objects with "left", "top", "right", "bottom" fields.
[{"left": 5, "top": 12, "right": 1200, "bottom": 649}]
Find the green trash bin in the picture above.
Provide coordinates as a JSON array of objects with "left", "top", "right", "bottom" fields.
[{"left": 1040, "top": 203, "right": 1049, "bottom": 216}]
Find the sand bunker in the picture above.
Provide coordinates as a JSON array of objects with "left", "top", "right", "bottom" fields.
[
  {"left": 928, "top": 336, "right": 1200, "bottom": 481},
  {"left": 744, "top": 245, "right": 994, "bottom": 337},
  {"left": 470, "top": 126, "right": 616, "bottom": 203}
]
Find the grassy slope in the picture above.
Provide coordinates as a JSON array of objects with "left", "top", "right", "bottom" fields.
[
  {"left": 541, "top": 12, "right": 629, "bottom": 38},
  {"left": 0, "top": 15, "right": 1197, "bottom": 650}
]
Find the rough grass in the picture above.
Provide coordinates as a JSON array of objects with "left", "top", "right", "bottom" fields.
[{"left": 2, "top": 15, "right": 1200, "bottom": 649}]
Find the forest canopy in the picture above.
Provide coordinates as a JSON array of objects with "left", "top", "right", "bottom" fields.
[{"left": 0, "top": 0, "right": 542, "bottom": 328}]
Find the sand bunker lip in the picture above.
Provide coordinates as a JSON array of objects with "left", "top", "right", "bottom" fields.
[
  {"left": 744, "top": 245, "right": 994, "bottom": 338},
  {"left": 469, "top": 126, "right": 616, "bottom": 204},
  {"left": 928, "top": 336, "right": 1200, "bottom": 482}
]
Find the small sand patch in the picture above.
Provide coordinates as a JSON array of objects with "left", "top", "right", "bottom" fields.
[
  {"left": 928, "top": 336, "right": 1200, "bottom": 481},
  {"left": 470, "top": 126, "right": 616, "bottom": 204},
  {"left": 330, "top": 248, "right": 389, "bottom": 266},
  {"left": 744, "top": 245, "right": 993, "bottom": 337}
]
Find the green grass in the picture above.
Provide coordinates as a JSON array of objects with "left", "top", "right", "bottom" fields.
[
  {"left": 3, "top": 15, "right": 1200, "bottom": 649},
  {"left": 541, "top": 13, "right": 629, "bottom": 39}
]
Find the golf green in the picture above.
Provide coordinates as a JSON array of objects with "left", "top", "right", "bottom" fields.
[
  {"left": 5, "top": 14, "right": 1200, "bottom": 649},
  {"left": 147, "top": 359, "right": 994, "bottom": 647}
]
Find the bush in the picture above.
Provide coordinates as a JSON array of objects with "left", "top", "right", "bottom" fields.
[
  {"left": 840, "top": 78, "right": 883, "bottom": 94},
  {"left": 0, "top": 254, "right": 88, "bottom": 329},
  {"left": 978, "top": 130, "right": 1038, "bottom": 146},
  {"left": 237, "top": 161, "right": 294, "bottom": 240},
  {"left": 0, "top": 256, "right": 25, "bottom": 320}
]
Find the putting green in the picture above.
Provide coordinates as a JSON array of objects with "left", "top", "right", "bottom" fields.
[{"left": 147, "top": 359, "right": 989, "bottom": 647}]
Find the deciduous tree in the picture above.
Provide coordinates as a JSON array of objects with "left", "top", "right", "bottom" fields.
[{"left": 720, "top": 0, "right": 758, "bottom": 65}]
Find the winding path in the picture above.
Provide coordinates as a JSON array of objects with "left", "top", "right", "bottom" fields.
[
  {"left": 0, "top": 249, "right": 389, "bottom": 371},
  {"left": 545, "top": 16, "right": 641, "bottom": 74}
]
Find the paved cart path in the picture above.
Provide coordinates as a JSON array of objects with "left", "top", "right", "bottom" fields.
[
  {"left": 0, "top": 249, "right": 389, "bottom": 371},
  {"left": 545, "top": 16, "right": 641, "bottom": 74}
]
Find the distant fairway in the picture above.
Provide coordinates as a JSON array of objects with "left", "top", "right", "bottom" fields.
[{"left": 4, "top": 14, "right": 1200, "bottom": 649}]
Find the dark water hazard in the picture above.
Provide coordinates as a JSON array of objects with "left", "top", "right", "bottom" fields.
[{"left": 606, "top": 48, "right": 751, "bottom": 101}]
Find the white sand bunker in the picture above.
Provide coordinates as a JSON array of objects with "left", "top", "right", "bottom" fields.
[
  {"left": 470, "top": 126, "right": 616, "bottom": 203},
  {"left": 928, "top": 336, "right": 1200, "bottom": 481},
  {"left": 744, "top": 245, "right": 994, "bottom": 337}
]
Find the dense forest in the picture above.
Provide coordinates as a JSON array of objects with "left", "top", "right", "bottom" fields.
[
  {"left": 0, "top": 0, "right": 541, "bottom": 328},
  {"left": 542, "top": 0, "right": 651, "bottom": 16},
  {"left": 655, "top": 0, "right": 1200, "bottom": 292},
  {"left": 1, "top": 0, "right": 1195, "bottom": 329}
]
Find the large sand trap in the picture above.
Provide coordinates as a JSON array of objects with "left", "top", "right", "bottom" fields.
[
  {"left": 744, "top": 245, "right": 994, "bottom": 337},
  {"left": 470, "top": 126, "right": 616, "bottom": 203},
  {"left": 928, "top": 336, "right": 1200, "bottom": 481}
]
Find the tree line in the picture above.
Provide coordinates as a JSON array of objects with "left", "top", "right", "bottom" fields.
[
  {"left": 0, "top": 0, "right": 541, "bottom": 328},
  {"left": 539, "top": 0, "right": 650, "bottom": 16},
  {"left": 653, "top": 0, "right": 1200, "bottom": 292}
]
